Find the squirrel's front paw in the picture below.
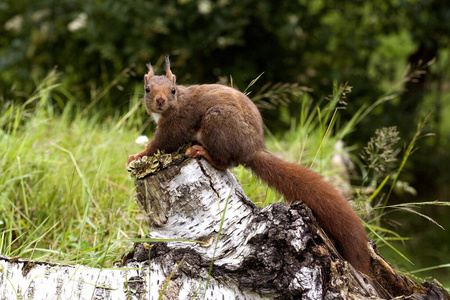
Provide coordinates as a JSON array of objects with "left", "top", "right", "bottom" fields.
[{"left": 126, "top": 154, "right": 142, "bottom": 166}]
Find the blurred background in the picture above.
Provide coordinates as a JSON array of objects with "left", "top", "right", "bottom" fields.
[{"left": 1, "top": 0, "right": 449, "bottom": 286}]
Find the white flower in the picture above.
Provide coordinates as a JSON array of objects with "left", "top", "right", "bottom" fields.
[
  {"left": 135, "top": 135, "right": 149, "bottom": 147},
  {"left": 198, "top": 0, "right": 212, "bottom": 15},
  {"left": 68, "top": 12, "right": 87, "bottom": 32},
  {"left": 5, "top": 15, "right": 23, "bottom": 31}
]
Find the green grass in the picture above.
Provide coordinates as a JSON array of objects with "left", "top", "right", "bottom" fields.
[
  {"left": 1, "top": 70, "right": 449, "bottom": 290},
  {"left": 0, "top": 70, "right": 147, "bottom": 266}
]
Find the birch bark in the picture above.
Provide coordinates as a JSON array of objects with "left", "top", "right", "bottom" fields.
[{"left": 1, "top": 158, "right": 448, "bottom": 300}]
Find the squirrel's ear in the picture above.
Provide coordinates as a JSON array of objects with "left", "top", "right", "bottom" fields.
[
  {"left": 165, "top": 56, "right": 176, "bottom": 84},
  {"left": 144, "top": 63, "right": 154, "bottom": 86}
]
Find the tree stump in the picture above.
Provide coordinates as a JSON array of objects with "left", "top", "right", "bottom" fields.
[
  {"left": 126, "top": 155, "right": 450, "bottom": 299},
  {"left": 1, "top": 153, "right": 449, "bottom": 299}
]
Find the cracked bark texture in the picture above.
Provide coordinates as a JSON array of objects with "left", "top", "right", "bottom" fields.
[
  {"left": 1, "top": 158, "right": 449, "bottom": 299},
  {"left": 130, "top": 158, "right": 450, "bottom": 300}
]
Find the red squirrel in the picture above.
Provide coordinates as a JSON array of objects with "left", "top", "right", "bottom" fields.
[{"left": 127, "top": 57, "right": 371, "bottom": 275}]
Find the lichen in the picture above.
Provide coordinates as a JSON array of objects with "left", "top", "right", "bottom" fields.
[{"left": 126, "top": 144, "right": 191, "bottom": 179}]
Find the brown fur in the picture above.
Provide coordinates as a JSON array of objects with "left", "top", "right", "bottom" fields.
[{"left": 128, "top": 58, "right": 371, "bottom": 275}]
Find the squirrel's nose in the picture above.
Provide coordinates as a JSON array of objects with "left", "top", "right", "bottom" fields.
[{"left": 156, "top": 98, "right": 165, "bottom": 105}]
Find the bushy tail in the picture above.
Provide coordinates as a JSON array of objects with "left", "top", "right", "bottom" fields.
[{"left": 246, "top": 150, "right": 370, "bottom": 275}]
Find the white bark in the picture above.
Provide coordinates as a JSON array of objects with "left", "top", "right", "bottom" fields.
[
  {"left": 1, "top": 158, "right": 449, "bottom": 299},
  {"left": 0, "top": 255, "right": 264, "bottom": 299}
]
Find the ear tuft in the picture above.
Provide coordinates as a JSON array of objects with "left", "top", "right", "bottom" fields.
[
  {"left": 164, "top": 56, "right": 170, "bottom": 72},
  {"left": 145, "top": 63, "right": 154, "bottom": 86},
  {"left": 165, "top": 56, "right": 176, "bottom": 84}
]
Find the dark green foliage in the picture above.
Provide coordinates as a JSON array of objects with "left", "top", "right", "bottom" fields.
[{"left": 2, "top": 0, "right": 448, "bottom": 106}]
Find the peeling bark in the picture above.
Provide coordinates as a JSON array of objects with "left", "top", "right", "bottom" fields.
[{"left": 1, "top": 157, "right": 449, "bottom": 299}]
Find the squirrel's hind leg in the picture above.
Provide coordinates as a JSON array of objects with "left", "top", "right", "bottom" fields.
[{"left": 185, "top": 145, "right": 228, "bottom": 170}]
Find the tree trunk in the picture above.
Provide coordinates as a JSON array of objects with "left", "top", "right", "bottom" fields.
[{"left": 1, "top": 156, "right": 449, "bottom": 299}]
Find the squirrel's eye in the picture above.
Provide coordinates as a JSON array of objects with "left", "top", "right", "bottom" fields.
[
  {"left": 171, "top": 88, "right": 176, "bottom": 95},
  {"left": 145, "top": 86, "right": 150, "bottom": 93}
]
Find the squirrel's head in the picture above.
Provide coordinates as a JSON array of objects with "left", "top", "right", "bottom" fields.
[{"left": 144, "top": 56, "right": 178, "bottom": 115}]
